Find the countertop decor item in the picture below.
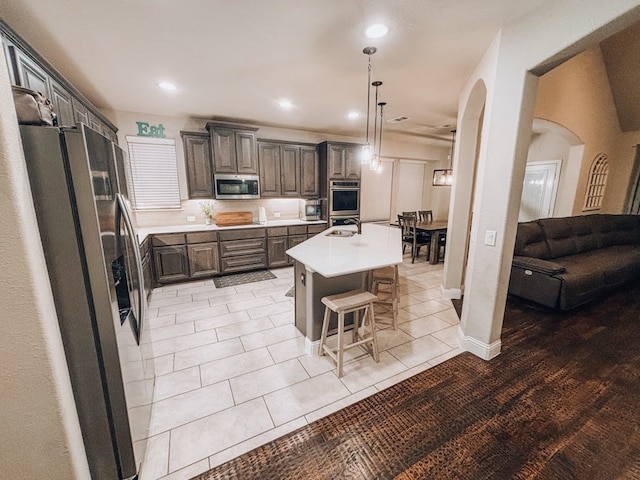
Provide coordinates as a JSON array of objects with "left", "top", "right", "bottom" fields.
[
  {"left": 199, "top": 200, "right": 214, "bottom": 224},
  {"left": 215, "top": 211, "right": 253, "bottom": 226}
]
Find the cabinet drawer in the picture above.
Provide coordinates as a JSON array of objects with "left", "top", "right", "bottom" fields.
[
  {"left": 220, "top": 238, "right": 267, "bottom": 257},
  {"left": 186, "top": 231, "right": 218, "bottom": 243},
  {"left": 307, "top": 224, "right": 327, "bottom": 235},
  {"left": 288, "top": 225, "right": 307, "bottom": 236},
  {"left": 220, "top": 254, "right": 268, "bottom": 273},
  {"left": 267, "top": 226, "right": 288, "bottom": 237},
  {"left": 152, "top": 233, "right": 186, "bottom": 247},
  {"left": 218, "top": 228, "right": 266, "bottom": 241}
]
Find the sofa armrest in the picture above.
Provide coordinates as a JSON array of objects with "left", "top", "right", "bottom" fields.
[{"left": 512, "top": 256, "right": 566, "bottom": 275}]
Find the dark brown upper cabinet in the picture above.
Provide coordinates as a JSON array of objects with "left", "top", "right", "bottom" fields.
[
  {"left": 322, "top": 142, "right": 361, "bottom": 180},
  {"left": 300, "top": 145, "right": 319, "bottom": 197},
  {"left": 181, "top": 132, "right": 213, "bottom": 198},
  {"left": 206, "top": 122, "right": 258, "bottom": 174},
  {"left": 258, "top": 142, "right": 281, "bottom": 197},
  {"left": 1, "top": 20, "right": 119, "bottom": 140},
  {"left": 258, "top": 140, "right": 318, "bottom": 198},
  {"left": 49, "top": 78, "right": 74, "bottom": 128}
]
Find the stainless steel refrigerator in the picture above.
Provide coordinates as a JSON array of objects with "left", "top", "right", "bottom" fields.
[{"left": 20, "top": 124, "right": 152, "bottom": 479}]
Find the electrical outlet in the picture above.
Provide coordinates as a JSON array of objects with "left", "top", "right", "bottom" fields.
[
  {"left": 484, "top": 230, "right": 497, "bottom": 246},
  {"left": 187, "top": 216, "right": 196, "bottom": 222},
  {"left": 274, "top": 212, "right": 281, "bottom": 218}
]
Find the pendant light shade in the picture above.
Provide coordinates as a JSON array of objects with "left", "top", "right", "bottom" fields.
[
  {"left": 433, "top": 129, "right": 456, "bottom": 186},
  {"left": 371, "top": 100, "right": 385, "bottom": 171}
]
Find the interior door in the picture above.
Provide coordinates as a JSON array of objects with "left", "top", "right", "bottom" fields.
[{"left": 519, "top": 160, "right": 561, "bottom": 222}]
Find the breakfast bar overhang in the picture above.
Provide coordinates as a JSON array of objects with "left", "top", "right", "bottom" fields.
[{"left": 286, "top": 223, "right": 402, "bottom": 351}]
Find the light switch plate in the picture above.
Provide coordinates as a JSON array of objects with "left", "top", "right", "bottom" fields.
[
  {"left": 187, "top": 216, "right": 196, "bottom": 222},
  {"left": 274, "top": 212, "right": 281, "bottom": 217},
  {"left": 484, "top": 230, "right": 497, "bottom": 246}
]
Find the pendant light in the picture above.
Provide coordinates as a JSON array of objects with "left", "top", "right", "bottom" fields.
[
  {"left": 361, "top": 47, "right": 377, "bottom": 165},
  {"left": 370, "top": 81, "right": 382, "bottom": 171},
  {"left": 371, "top": 100, "right": 386, "bottom": 172},
  {"left": 433, "top": 129, "right": 456, "bottom": 186}
]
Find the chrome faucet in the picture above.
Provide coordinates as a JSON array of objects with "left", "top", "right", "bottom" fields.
[{"left": 344, "top": 218, "right": 361, "bottom": 235}]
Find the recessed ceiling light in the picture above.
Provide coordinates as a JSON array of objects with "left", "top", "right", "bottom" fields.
[
  {"left": 278, "top": 99, "right": 293, "bottom": 109},
  {"left": 157, "top": 81, "right": 177, "bottom": 91},
  {"left": 348, "top": 111, "right": 360, "bottom": 120},
  {"left": 366, "top": 24, "right": 388, "bottom": 39}
]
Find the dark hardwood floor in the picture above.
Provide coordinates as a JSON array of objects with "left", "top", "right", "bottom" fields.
[{"left": 195, "top": 281, "right": 640, "bottom": 480}]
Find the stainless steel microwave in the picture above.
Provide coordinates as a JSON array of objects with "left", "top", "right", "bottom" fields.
[
  {"left": 299, "top": 198, "right": 323, "bottom": 221},
  {"left": 214, "top": 174, "right": 260, "bottom": 199}
]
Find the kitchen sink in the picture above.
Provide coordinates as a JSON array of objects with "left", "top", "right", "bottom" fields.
[{"left": 325, "top": 229, "right": 356, "bottom": 237}]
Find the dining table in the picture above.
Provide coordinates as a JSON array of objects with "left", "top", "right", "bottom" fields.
[{"left": 391, "top": 219, "right": 449, "bottom": 264}]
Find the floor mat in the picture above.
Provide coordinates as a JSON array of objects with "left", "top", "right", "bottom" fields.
[
  {"left": 212, "top": 270, "right": 276, "bottom": 288},
  {"left": 284, "top": 286, "right": 294, "bottom": 297}
]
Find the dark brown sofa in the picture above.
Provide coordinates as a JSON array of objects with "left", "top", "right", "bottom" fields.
[{"left": 509, "top": 214, "right": 640, "bottom": 310}]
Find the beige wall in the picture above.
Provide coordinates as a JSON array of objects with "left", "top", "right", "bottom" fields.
[
  {"left": 0, "top": 47, "right": 90, "bottom": 478},
  {"left": 534, "top": 46, "right": 637, "bottom": 214}
]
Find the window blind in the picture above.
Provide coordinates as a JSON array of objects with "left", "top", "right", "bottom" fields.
[{"left": 125, "top": 136, "right": 180, "bottom": 209}]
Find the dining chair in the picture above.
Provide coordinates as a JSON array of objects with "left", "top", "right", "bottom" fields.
[
  {"left": 437, "top": 232, "right": 447, "bottom": 262},
  {"left": 402, "top": 211, "right": 417, "bottom": 218},
  {"left": 418, "top": 210, "right": 433, "bottom": 223},
  {"left": 397, "top": 214, "right": 430, "bottom": 263}
]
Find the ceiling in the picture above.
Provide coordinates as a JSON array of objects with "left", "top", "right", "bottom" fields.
[{"left": 0, "top": 0, "right": 554, "bottom": 144}]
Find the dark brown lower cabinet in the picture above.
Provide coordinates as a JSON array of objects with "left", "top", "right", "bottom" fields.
[
  {"left": 150, "top": 224, "right": 327, "bottom": 284},
  {"left": 153, "top": 245, "right": 189, "bottom": 283},
  {"left": 219, "top": 229, "right": 268, "bottom": 273},
  {"left": 187, "top": 242, "right": 220, "bottom": 278},
  {"left": 268, "top": 236, "right": 289, "bottom": 267},
  {"left": 287, "top": 235, "right": 307, "bottom": 265}
]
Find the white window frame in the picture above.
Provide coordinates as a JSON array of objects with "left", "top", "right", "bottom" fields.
[
  {"left": 583, "top": 153, "right": 608, "bottom": 211},
  {"left": 125, "top": 136, "right": 181, "bottom": 210}
]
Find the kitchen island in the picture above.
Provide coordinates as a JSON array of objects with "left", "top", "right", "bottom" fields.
[{"left": 286, "top": 223, "right": 402, "bottom": 353}]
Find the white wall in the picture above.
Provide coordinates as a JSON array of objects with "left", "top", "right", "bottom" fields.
[{"left": 0, "top": 47, "right": 90, "bottom": 479}]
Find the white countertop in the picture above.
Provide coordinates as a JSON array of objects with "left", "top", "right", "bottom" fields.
[
  {"left": 137, "top": 219, "right": 326, "bottom": 243},
  {"left": 286, "top": 223, "right": 402, "bottom": 278}
]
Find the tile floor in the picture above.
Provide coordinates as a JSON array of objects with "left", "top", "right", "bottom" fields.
[{"left": 136, "top": 257, "right": 462, "bottom": 480}]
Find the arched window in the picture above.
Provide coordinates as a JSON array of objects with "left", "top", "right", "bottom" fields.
[{"left": 583, "top": 153, "right": 608, "bottom": 211}]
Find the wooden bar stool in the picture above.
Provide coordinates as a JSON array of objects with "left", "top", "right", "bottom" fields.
[
  {"left": 318, "top": 289, "right": 380, "bottom": 377},
  {"left": 370, "top": 265, "right": 399, "bottom": 330}
]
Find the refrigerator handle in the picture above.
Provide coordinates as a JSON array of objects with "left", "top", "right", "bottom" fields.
[{"left": 116, "top": 193, "right": 145, "bottom": 344}]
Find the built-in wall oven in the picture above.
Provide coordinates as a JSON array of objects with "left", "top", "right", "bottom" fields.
[
  {"left": 329, "top": 180, "right": 360, "bottom": 217},
  {"left": 330, "top": 215, "right": 360, "bottom": 226}
]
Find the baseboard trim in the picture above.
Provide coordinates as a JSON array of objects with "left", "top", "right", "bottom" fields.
[
  {"left": 441, "top": 286, "right": 462, "bottom": 299},
  {"left": 457, "top": 325, "right": 501, "bottom": 360},
  {"left": 305, "top": 337, "right": 321, "bottom": 356}
]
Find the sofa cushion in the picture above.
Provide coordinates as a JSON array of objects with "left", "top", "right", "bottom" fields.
[
  {"left": 538, "top": 217, "right": 581, "bottom": 258},
  {"left": 538, "top": 215, "right": 602, "bottom": 258},
  {"left": 595, "top": 214, "right": 640, "bottom": 247},
  {"left": 514, "top": 221, "right": 551, "bottom": 259}
]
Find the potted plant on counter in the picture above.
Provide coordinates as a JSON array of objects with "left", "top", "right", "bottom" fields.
[{"left": 199, "top": 200, "right": 214, "bottom": 225}]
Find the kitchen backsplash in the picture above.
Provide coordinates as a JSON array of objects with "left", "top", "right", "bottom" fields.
[{"left": 133, "top": 198, "right": 303, "bottom": 227}]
